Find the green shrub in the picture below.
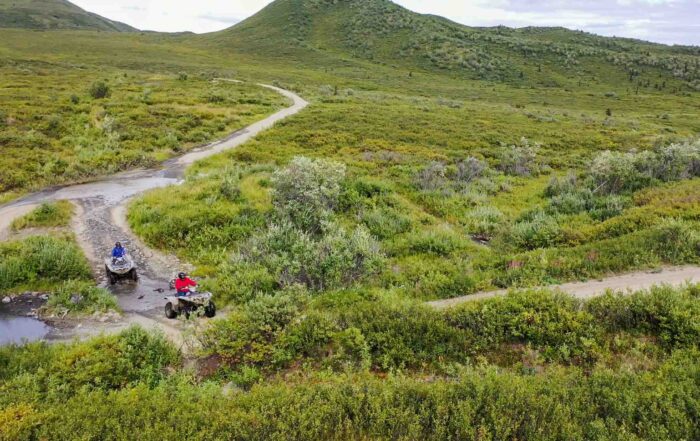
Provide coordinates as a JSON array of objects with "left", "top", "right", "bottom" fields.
[
  {"left": 241, "top": 221, "right": 384, "bottom": 291},
  {"left": 337, "top": 300, "right": 469, "bottom": 369},
  {"left": 47, "top": 280, "right": 119, "bottom": 314},
  {"left": 404, "top": 228, "right": 468, "bottom": 256},
  {"left": 509, "top": 211, "right": 563, "bottom": 250},
  {"left": 0, "top": 326, "right": 178, "bottom": 405},
  {"left": 497, "top": 137, "right": 542, "bottom": 176},
  {"left": 0, "top": 235, "right": 91, "bottom": 291},
  {"left": 648, "top": 219, "right": 699, "bottom": 262},
  {"left": 446, "top": 290, "right": 601, "bottom": 362},
  {"left": 455, "top": 157, "right": 488, "bottom": 183},
  {"left": 88, "top": 81, "right": 110, "bottom": 99},
  {"left": 362, "top": 207, "right": 412, "bottom": 239},
  {"left": 586, "top": 140, "right": 700, "bottom": 195},
  {"left": 415, "top": 161, "right": 447, "bottom": 191},
  {"left": 271, "top": 156, "right": 346, "bottom": 233},
  {"left": 465, "top": 206, "right": 504, "bottom": 237},
  {"left": 587, "top": 285, "right": 700, "bottom": 347}
]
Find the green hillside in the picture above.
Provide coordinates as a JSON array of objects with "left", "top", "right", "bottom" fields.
[
  {"left": 207, "top": 0, "right": 700, "bottom": 90},
  {"left": 0, "top": 0, "right": 137, "bottom": 31}
]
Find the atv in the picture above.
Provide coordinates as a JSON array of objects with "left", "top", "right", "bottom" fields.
[
  {"left": 164, "top": 290, "right": 216, "bottom": 319},
  {"left": 104, "top": 255, "right": 138, "bottom": 285}
]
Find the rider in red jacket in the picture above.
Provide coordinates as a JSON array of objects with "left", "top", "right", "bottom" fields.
[{"left": 175, "top": 272, "right": 197, "bottom": 296}]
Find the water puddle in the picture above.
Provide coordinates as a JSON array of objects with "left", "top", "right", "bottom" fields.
[{"left": 0, "top": 315, "right": 50, "bottom": 345}]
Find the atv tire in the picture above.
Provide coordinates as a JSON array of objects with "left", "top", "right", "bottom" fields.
[
  {"left": 130, "top": 268, "right": 139, "bottom": 282},
  {"left": 164, "top": 302, "right": 177, "bottom": 319},
  {"left": 204, "top": 301, "right": 216, "bottom": 318},
  {"left": 105, "top": 265, "right": 117, "bottom": 285}
]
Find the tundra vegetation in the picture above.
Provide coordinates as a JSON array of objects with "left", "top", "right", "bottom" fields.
[{"left": 2, "top": 0, "right": 700, "bottom": 438}]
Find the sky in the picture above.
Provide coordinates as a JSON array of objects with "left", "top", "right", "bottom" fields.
[{"left": 71, "top": 0, "right": 700, "bottom": 46}]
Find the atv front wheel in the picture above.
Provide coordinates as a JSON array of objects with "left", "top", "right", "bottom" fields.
[
  {"left": 164, "top": 302, "right": 177, "bottom": 319},
  {"left": 204, "top": 301, "right": 216, "bottom": 318},
  {"left": 130, "top": 268, "right": 139, "bottom": 282},
  {"left": 105, "top": 265, "right": 117, "bottom": 285}
]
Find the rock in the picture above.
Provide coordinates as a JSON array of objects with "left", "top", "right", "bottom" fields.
[
  {"left": 70, "top": 294, "right": 83, "bottom": 305},
  {"left": 1, "top": 296, "right": 10, "bottom": 304},
  {"left": 40, "top": 294, "right": 49, "bottom": 301}
]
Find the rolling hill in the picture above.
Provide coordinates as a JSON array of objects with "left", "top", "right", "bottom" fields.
[
  {"left": 0, "top": 0, "right": 137, "bottom": 31},
  {"left": 206, "top": 0, "right": 700, "bottom": 89}
]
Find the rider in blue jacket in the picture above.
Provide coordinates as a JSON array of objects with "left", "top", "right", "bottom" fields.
[{"left": 112, "top": 242, "right": 126, "bottom": 260}]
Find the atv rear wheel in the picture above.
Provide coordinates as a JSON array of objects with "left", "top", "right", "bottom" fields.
[
  {"left": 204, "top": 301, "right": 216, "bottom": 318},
  {"left": 164, "top": 302, "right": 177, "bottom": 319}
]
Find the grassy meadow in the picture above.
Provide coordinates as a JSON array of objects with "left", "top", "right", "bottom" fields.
[{"left": 0, "top": 32, "right": 288, "bottom": 200}]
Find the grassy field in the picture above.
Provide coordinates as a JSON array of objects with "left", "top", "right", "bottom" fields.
[
  {"left": 2, "top": 0, "right": 700, "bottom": 437},
  {"left": 0, "top": 33, "right": 288, "bottom": 199}
]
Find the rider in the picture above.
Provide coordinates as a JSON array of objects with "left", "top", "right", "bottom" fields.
[
  {"left": 111, "top": 242, "right": 126, "bottom": 263},
  {"left": 175, "top": 272, "right": 197, "bottom": 297}
]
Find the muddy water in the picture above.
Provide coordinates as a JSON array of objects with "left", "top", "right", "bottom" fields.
[{"left": 0, "top": 314, "right": 50, "bottom": 345}]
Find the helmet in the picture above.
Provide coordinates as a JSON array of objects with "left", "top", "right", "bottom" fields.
[
  {"left": 115, "top": 242, "right": 122, "bottom": 247},
  {"left": 178, "top": 272, "right": 186, "bottom": 279}
]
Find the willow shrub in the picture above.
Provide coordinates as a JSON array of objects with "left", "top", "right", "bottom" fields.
[{"left": 7, "top": 351, "right": 700, "bottom": 441}]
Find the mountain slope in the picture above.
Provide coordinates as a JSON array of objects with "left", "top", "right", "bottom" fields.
[
  {"left": 206, "top": 0, "right": 700, "bottom": 89},
  {"left": 0, "top": 0, "right": 137, "bottom": 31}
]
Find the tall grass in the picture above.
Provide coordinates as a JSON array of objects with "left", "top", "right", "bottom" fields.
[{"left": 0, "top": 235, "right": 92, "bottom": 292}]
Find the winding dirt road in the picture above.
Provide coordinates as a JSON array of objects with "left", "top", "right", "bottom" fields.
[{"left": 0, "top": 83, "right": 308, "bottom": 347}]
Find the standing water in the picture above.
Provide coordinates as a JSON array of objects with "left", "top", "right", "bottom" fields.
[{"left": 0, "top": 314, "right": 50, "bottom": 345}]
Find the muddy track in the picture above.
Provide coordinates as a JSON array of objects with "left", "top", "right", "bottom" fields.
[{"left": 0, "top": 83, "right": 309, "bottom": 344}]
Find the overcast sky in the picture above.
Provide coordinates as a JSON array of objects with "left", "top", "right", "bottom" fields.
[{"left": 72, "top": 0, "right": 699, "bottom": 46}]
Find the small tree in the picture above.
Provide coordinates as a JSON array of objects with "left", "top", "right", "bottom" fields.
[{"left": 89, "top": 81, "right": 110, "bottom": 99}]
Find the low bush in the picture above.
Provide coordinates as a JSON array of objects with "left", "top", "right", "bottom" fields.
[
  {"left": 271, "top": 156, "right": 346, "bottom": 233},
  {"left": 465, "top": 206, "right": 504, "bottom": 238},
  {"left": 509, "top": 211, "right": 563, "bottom": 250},
  {"left": 46, "top": 280, "right": 119, "bottom": 314},
  {"left": 88, "top": 81, "right": 110, "bottom": 99},
  {"left": 586, "top": 284, "right": 700, "bottom": 348},
  {"left": 11, "top": 201, "right": 74, "bottom": 230},
  {"left": 0, "top": 235, "right": 91, "bottom": 291},
  {"left": 0, "top": 326, "right": 179, "bottom": 405},
  {"left": 11, "top": 354, "right": 700, "bottom": 440},
  {"left": 446, "top": 290, "right": 601, "bottom": 362},
  {"left": 240, "top": 221, "right": 384, "bottom": 291},
  {"left": 361, "top": 207, "right": 412, "bottom": 239},
  {"left": 587, "top": 140, "right": 700, "bottom": 195},
  {"left": 497, "top": 137, "right": 542, "bottom": 176}
]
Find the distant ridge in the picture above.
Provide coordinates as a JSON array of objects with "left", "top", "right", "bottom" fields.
[
  {"left": 204, "top": 0, "right": 700, "bottom": 87},
  {"left": 0, "top": 0, "right": 137, "bottom": 31}
]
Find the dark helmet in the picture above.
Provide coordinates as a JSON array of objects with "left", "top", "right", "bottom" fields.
[
  {"left": 115, "top": 242, "right": 122, "bottom": 247},
  {"left": 178, "top": 272, "right": 186, "bottom": 280}
]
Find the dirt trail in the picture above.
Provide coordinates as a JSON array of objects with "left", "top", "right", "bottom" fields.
[
  {"left": 0, "top": 83, "right": 309, "bottom": 345},
  {"left": 428, "top": 266, "right": 700, "bottom": 309}
]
